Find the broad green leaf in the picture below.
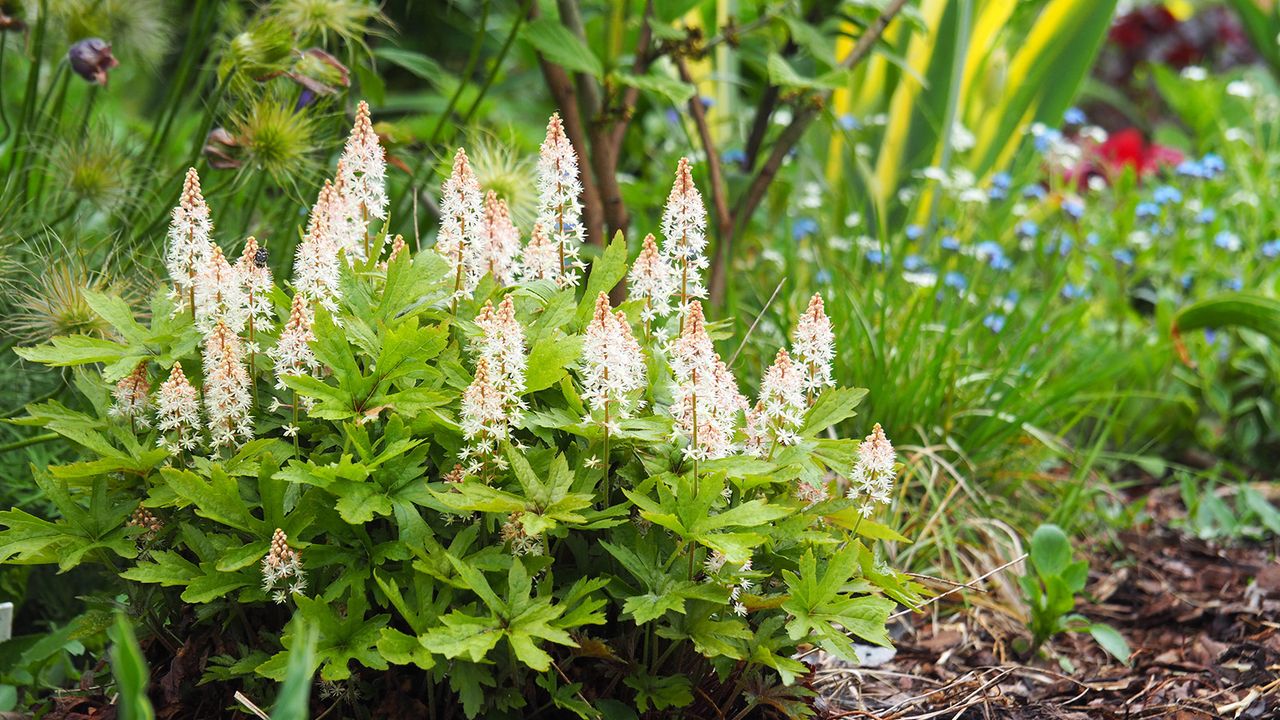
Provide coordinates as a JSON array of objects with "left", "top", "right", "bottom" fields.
[
  {"left": 524, "top": 332, "right": 582, "bottom": 393},
  {"left": 615, "top": 70, "right": 694, "bottom": 106},
  {"left": 109, "top": 615, "right": 154, "bottom": 720},
  {"left": 1029, "top": 524, "right": 1072, "bottom": 578},
  {"left": 523, "top": 18, "right": 603, "bottom": 77},
  {"left": 803, "top": 387, "right": 869, "bottom": 436},
  {"left": 1087, "top": 623, "right": 1131, "bottom": 665}
]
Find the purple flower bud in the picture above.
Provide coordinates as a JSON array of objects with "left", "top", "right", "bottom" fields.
[{"left": 68, "top": 38, "right": 119, "bottom": 86}]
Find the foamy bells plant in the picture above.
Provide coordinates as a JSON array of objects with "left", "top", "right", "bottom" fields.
[{"left": 5, "top": 109, "right": 922, "bottom": 719}]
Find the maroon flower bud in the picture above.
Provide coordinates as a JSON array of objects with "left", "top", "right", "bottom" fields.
[{"left": 68, "top": 38, "right": 119, "bottom": 86}]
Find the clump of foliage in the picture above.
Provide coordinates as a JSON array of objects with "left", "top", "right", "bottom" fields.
[
  {"left": 1017, "top": 524, "right": 1129, "bottom": 667},
  {"left": 3, "top": 104, "right": 922, "bottom": 718}
]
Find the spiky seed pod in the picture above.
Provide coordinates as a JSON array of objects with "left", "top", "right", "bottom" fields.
[
  {"left": 580, "top": 293, "right": 646, "bottom": 426},
  {"left": 847, "top": 424, "right": 896, "bottom": 516},
  {"left": 535, "top": 113, "right": 586, "bottom": 287},
  {"left": 436, "top": 148, "right": 485, "bottom": 300},
  {"left": 202, "top": 320, "right": 253, "bottom": 449},
  {"left": 230, "top": 95, "right": 321, "bottom": 186},
  {"left": 627, "top": 233, "right": 676, "bottom": 324},
  {"left": 661, "top": 157, "right": 709, "bottom": 314},
  {"left": 270, "top": 0, "right": 383, "bottom": 48},
  {"left": 792, "top": 293, "right": 835, "bottom": 397},
  {"left": 476, "top": 191, "right": 522, "bottom": 286},
  {"left": 109, "top": 362, "right": 151, "bottom": 426},
  {"left": 67, "top": 37, "right": 118, "bottom": 85},
  {"left": 165, "top": 168, "right": 215, "bottom": 307},
  {"left": 338, "top": 101, "right": 388, "bottom": 221},
  {"left": 154, "top": 362, "right": 200, "bottom": 453}
]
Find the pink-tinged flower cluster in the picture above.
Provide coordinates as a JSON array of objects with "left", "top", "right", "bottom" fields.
[
  {"left": 792, "top": 293, "right": 835, "bottom": 396},
  {"left": 847, "top": 423, "right": 896, "bottom": 516},
  {"left": 436, "top": 148, "right": 486, "bottom": 300},
  {"left": 235, "top": 237, "right": 274, "bottom": 344},
  {"left": 270, "top": 294, "right": 319, "bottom": 404},
  {"left": 194, "top": 245, "right": 249, "bottom": 335},
  {"left": 627, "top": 233, "right": 676, "bottom": 325},
  {"left": 660, "top": 158, "right": 709, "bottom": 313},
  {"left": 165, "top": 168, "right": 215, "bottom": 307},
  {"left": 460, "top": 296, "right": 527, "bottom": 469},
  {"left": 110, "top": 362, "right": 151, "bottom": 425},
  {"left": 668, "top": 302, "right": 747, "bottom": 460},
  {"left": 580, "top": 292, "right": 646, "bottom": 428},
  {"left": 744, "top": 349, "right": 806, "bottom": 456},
  {"left": 326, "top": 165, "right": 368, "bottom": 264},
  {"left": 293, "top": 182, "right": 345, "bottom": 314},
  {"left": 535, "top": 113, "right": 586, "bottom": 287},
  {"left": 338, "top": 100, "right": 388, "bottom": 222},
  {"left": 154, "top": 362, "right": 200, "bottom": 453},
  {"left": 261, "top": 528, "right": 306, "bottom": 604},
  {"left": 477, "top": 191, "right": 522, "bottom": 286},
  {"left": 519, "top": 222, "right": 559, "bottom": 283},
  {"left": 203, "top": 320, "right": 253, "bottom": 448}
]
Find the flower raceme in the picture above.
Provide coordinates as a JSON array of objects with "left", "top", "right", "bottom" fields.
[
  {"left": 436, "top": 148, "right": 486, "bottom": 300},
  {"left": 535, "top": 113, "right": 587, "bottom": 287},
  {"left": 661, "top": 157, "right": 710, "bottom": 316},
  {"left": 627, "top": 233, "right": 676, "bottom": 327},
  {"left": 792, "top": 293, "right": 836, "bottom": 397},
  {"left": 165, "top": 168, "right": 214, "bottom": 310},
  {"left": 338, "top": 100, "right": 389, "bottom": 223},
  {"left": 477, "top": 190, "right": 522, "bottom": 286},
  {"left": 580, "top": 292, "right": 646, "bottom": 428},
  {"left": 154, "top": 363, "right": 200, "bottom": 453}
]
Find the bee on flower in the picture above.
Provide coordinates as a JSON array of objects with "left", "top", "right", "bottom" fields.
[{"left": 235, "top": 237, "right": 274, "bottom": 350}]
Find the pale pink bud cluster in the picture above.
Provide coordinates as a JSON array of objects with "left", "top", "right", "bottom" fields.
[
  {"left": 534, "top": 113, "right": 586, "bottom": 287},
  {"left": 436, "top": 148, "right": 486, "bottom": 300},
  {"left": 326, "top": 167, "right": 368, "bottom": 264},
  {"left": 847, "top": 423, "right": 896, "bottom": 516},
  {"left": 261, "top": 528, "right": 306, "bottom": 604},
  {"left": 792, "top": 293, "right": 835, "bottom": 396},
  {"left": 519, "top": 222, "right": 559, "bottom": 283},
  {"left": 154, "top": 363, "right": 200, "bottom": 453},
  {"left": 627, "top": 233, "right": 676, "bottom": 323},
  {"left": 235, "top": 237, "right": 274, "bottom": 341},
  {"left": 476, "top": 191, "right": 522, "bottom": 286},
  {"left": 203, "top": 321, "right": 253, "bottom": 448},
  {"left": 293, "top": 183, "right": 345, "bottom": 314},
  {"left": 580, "top": 293, "right": 646, "bottom": 428},
  {"left": 270, "top": 294, "right": 320, "bottom": 405},
  {"left": 165, "top": 168, "right": 215, "bottom": 305},
  {"left": 669, "top": 302, "right": 747, "bottom": 460},
  {"left": 338, "top": 101, "right": 389, "bottom": 222},
  {"left": 744, "top": 349, "right": 806, "bottom": 455},
  {"left": 460, "top": 297, "right": 527, "bottom": 468},
  {"left": 110, "top": 362, "right": 151, "bottom": 426},
  {"left": 471, "top": 296, "right": 526, "bottom": 403},
  {"left": 500, "top": 512, "right": 542, "bottom": 557},
  {"left": 194, "top": 245, "right": 249, "bottom": 335},
  {"left": 661, "top": 158, "right": 709, "bottom": 313}
]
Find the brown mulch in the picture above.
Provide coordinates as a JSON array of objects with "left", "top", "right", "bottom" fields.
[{"left": 814, "top": 504, "right": 1280, "bottom": 719}]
